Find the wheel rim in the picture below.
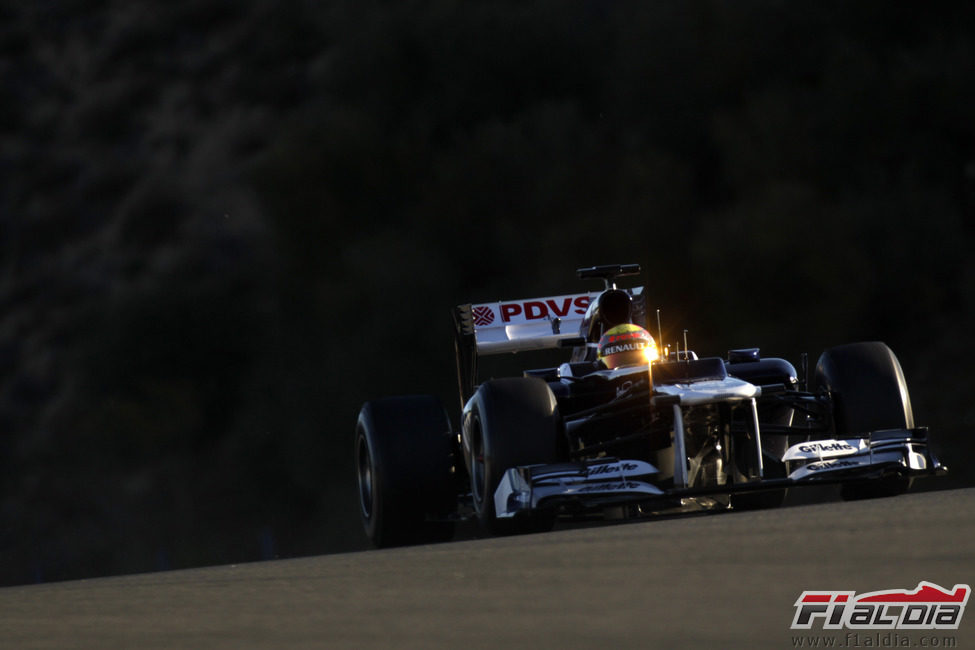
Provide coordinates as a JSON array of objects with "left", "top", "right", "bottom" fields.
[{"left": 356, "top": 433, "right": 374, "bottom": 520}]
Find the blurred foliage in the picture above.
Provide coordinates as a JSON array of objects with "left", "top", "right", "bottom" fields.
[{"left": 0, "top": 0, "right": 973, "bottom": 584}]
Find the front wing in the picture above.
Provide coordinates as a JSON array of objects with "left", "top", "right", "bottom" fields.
[{"left": 494, "top": 427, "right": 945, "bottom": 518}]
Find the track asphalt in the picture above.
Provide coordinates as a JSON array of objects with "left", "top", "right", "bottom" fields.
[{"left": 2, "top": 486, "right": 972, "bottom": 650}]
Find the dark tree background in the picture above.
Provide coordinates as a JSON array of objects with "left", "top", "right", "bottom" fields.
[{"left": 1, "top": 0, "right": 973, "bottom": 585}]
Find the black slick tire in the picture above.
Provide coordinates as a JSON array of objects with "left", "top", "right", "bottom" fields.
[
  {"left": 814, "top": 341, "right": 914, "bottom": 500},
  {"left": 355, "top": 395, "right": 456, "bottom": 547},
  {"left": 466, "top": 377, "right": 561, "bottom": 535}
]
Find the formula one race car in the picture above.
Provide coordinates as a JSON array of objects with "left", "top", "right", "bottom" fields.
[{"left": 354, "top": 264, "right": 946, "bottom": 546}]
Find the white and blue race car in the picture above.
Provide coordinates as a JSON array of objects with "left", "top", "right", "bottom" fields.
[{"left": 355, "top": 264, "right": 945, "bottom": 546}]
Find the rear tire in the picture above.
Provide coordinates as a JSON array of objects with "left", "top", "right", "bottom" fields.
[
  {"left": 814, "top": 342, "right": 914, "bottom": 500},
  {"left": 466, "top": 378, "right": 561, "bottom": 535},
  {"left": 355, "top": 396, "right": 456, "bottom": 547}
]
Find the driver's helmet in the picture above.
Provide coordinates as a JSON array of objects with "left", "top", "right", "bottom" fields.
[{"left": 597, "top": 324, "right": 658, "bottom": 369}]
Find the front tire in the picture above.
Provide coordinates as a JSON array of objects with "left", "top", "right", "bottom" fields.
[
  {"left": 814, "top": 341, "right": 914, "bottom": 500},
  {"left": 355, "top": 396, "right": 456, "bottom": 547},
  {"left": 465, "top": 378, "right": 561, "bottom": 535}
]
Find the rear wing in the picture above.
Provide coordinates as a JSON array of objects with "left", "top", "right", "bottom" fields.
[
  {"left": 457, "top": 292, "right": 596, "bottom": 355},
  {"left": 452, "top": 287, "right": 646, "bottom": 409}
]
